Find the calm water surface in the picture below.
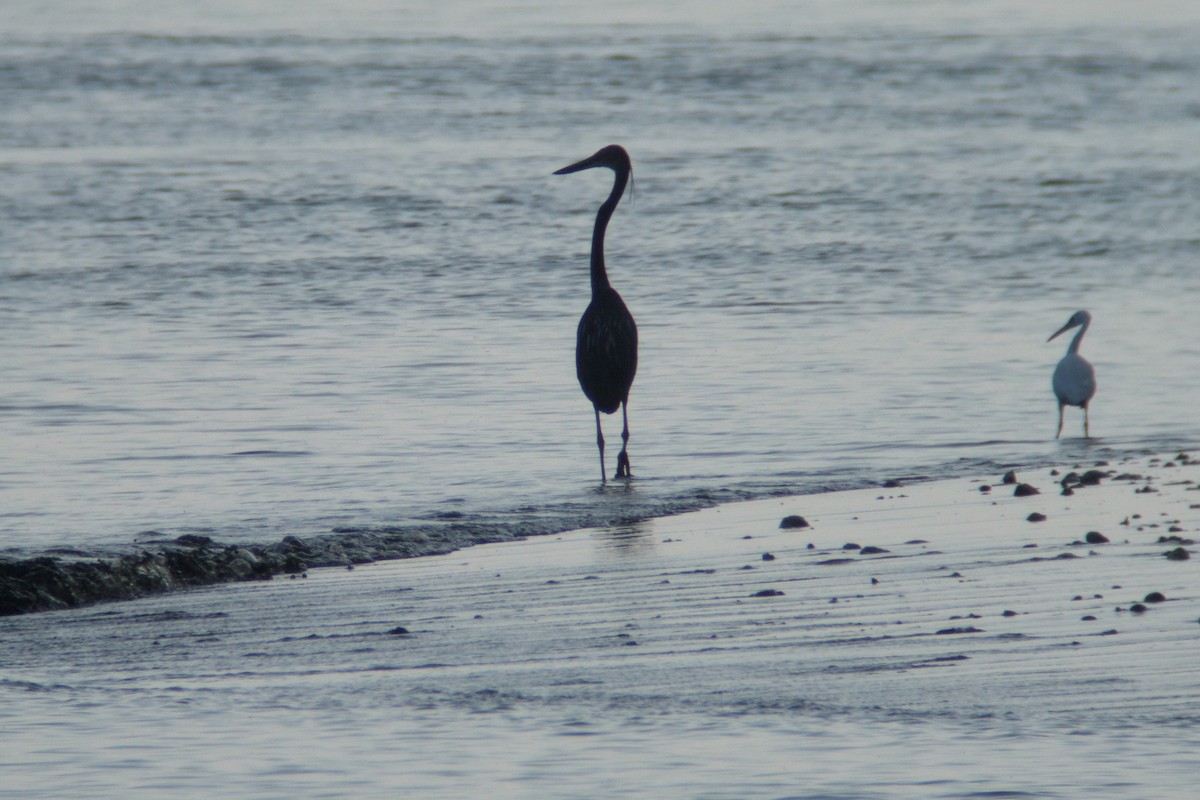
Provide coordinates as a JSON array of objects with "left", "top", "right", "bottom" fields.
[{"left": 3, "top": 1, "right": 1200, "bottom": 556}]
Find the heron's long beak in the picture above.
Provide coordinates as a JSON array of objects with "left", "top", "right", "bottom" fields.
[
  {"left": 553, "top": 154, "right": 602, "bottom": 175},
  {"left": 1047, "top": 322, "right": 1074, "bottom": 343}
]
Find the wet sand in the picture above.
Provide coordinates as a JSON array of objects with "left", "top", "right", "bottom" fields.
[{"left": 1, "top": 451, "right": 1198, "bottom": 798}]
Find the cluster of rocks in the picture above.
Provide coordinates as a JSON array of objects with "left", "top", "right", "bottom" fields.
[{"left": 0, "top": 522, "right": 528, "bottom": 616}]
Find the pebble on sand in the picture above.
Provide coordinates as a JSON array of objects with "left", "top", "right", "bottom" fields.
[
  {"left": 1085, "top": 531, "right": 1109, "bottom": 544},
  {"left": 1027, "top": 512, "right": 1047, "bottom": 522},
  {"left": 752, "top": 589, "right": 785, "bottom": 597},
  {"left": 779, "top": 515, "right": 810, "bottom": 529},
  {"left": 1014, "top": 483, "right": 1040, "bottom": 497}
]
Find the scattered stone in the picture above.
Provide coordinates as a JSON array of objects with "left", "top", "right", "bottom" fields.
[
  {"left": 979, "top": 485, "right": 992, "bottom": 493},
  {"left": 1079, "top": 470, "right": 1106, "bottom": 486},
  {"left": 1014, "top": 483, "right": 1040, "bottom": 497},
  {"left": 936, "top": 626, "right": 983, "bottom": 635},
  {"left": 859, "top": 546, "right": 889, "bottom": 555},
  {"left": 1085, "top": 531, "right": 1109, "bottom": 544},
  {"left": 752, "top": 589, "right": 785, "bottom": 597},
  {"left": 806, "top": 543, "right": 815, "bottom": 549},
  {"left": 1165, "top": 547, "right": 1191, "bottom": 561},
  {"left": 1144, "top": 592, "right": 1167, "bottom": 603},
  {"left": 387, "top": 626, "right": 411, "bottom": 635},
  {"left": 779, "top": 515, "right": 810, "bottom": 529},
  {"left": 1002, "top": 610, "right": 1018, "bottom": 617},
  {"left": 1027, "top": 512, "right": 1047, "bottom": 522},
  {"left": 842, "top": 543, "right": 862, "bottom": 551},
  {"left": 1002, "top": 470, "right": 1018, "bottom": 485},
  {"left": 883, "top": 479, "right": 902, "bottom": 488},
  {"left": 871, "top": 577, "right": 879, "bottom": 585},
  {"left": 761, "top": 552, "right": 776, "bottom": 561},
  {"left": 1136, "top": 485, "right": 1158, "bottom": 494},
  {"left": 1130, "top": 603, "right": 1149, "bottom": 614},
  {"left": 1081, "top": 615, "right": 1097, "bottom": 621}
]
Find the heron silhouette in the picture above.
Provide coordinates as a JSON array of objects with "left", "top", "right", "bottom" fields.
[
  {"left": 1047, "top": 310, "right": 1097, "bottom": 439},
  {"left": 554, "top": 145, "right": 639, "bottom": 481}
]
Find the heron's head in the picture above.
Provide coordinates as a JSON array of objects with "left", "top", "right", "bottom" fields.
[
  {"left": 1047, "top": 310, "right": 1091, "bottom": 342},
  {"left": 554, "top": 144, "right": 633, "bottom": 177}
]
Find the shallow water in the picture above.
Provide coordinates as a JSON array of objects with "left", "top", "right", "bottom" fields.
[
  {"left": 3, "top": 456, "right": 1198, "bottom": 798},
  {"left": 3, "top": 1, "right": 1200, "bottom": 559}
]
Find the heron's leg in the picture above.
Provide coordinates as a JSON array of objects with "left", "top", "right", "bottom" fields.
[
  {"left": 1083, "top": 403, "right": 1090, "bottom": 438},
  {"left": 1055, "top": 403, "right": 1064, "bottom": 439},
  {"left": 594, "top": 407, "right": 607, "bottom": 483},
  {"left": 615, "top": 402, "right": 632, "bottom": 479}
]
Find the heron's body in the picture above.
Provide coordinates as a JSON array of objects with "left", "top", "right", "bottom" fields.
[
  {"left": 555, "top": 144, "right": 639, "bottom": 481},
  {"left": 1047, "top": 310, "right": 1096, "bottom": 439}
]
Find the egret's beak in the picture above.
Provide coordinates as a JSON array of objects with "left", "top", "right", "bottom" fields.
[{"left": 1047, "top": 321, "right": 1075, "bottom": 343}]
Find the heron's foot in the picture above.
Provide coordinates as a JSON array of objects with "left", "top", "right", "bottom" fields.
[{"left": 614, "top": 451, "right": 632, "bottom": 479}]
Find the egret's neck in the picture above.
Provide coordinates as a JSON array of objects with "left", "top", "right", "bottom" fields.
[
  {"left": 590, "top": 168, "right": 629, "bottom": 296},
  {"left": 1068, "top": 319, "right": 1089, "bottom": 355}
]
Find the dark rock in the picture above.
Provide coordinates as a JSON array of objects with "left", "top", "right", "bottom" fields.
[
  {"left": 1165, "top": 547, "right": 1191, "bottom": 561},
  {"left": 1144, "top": 592, "right": 1167, "bottom": 603},
  {"left": 883, "top": 479, "right": 902, "bottom": 488},
  {"left": 387, "top": 626, "right": 411, "bottom": 635},
  {"left": 842, "top": 543, "right": 862, "bottom": 550},
  {"left": 1081, "top": 615, "right": 1097, "bottom": 621},
  {"left": 859, "top": 546, "right": 890, "bottom": 555},
  {"left": 1027, "top": 512, "right": 1047, "bottom": 522},
  {"left": 761, "top": 552, "right": 776, "bottom": 561},
  {"left": 1130, "top": 603, "right": 1149, "bottom": 613},
  {"left": 1014, "top": 483, "right": 1040, "bottom": 497},
  {"left": 752, "top": 589, "right": 785, "bottom": 597},
  {"left": 936, "top": 626, "right": 983, "bottom": 635},
  {"left": 1002, "top": 610, "right": 1018, "bottom": 617},
  {"left": 1079, "top": 470, "right": 1106, "bottom": 486},
  {"left": 1002, "top": 470, "right": 1018, "bottom": 484},
  {"left": 780, "top": 515, "right": 810, "bottom": 529},
  {"left": 979, "top": 485, "right": 992, "bottom": 493},
  {"left": 1085, "top": 531, "right": 1109, "bottom": 544}
]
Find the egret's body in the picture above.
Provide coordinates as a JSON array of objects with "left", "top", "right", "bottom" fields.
[
  {"left": 1047, "top": 310, "right": 1097, "bottom": 439},
  {"left": 554, "top": 144, "right": 638, "bottom": 481}
]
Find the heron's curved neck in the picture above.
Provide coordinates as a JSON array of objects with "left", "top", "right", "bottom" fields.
[
  {"left": 590, "top": 167, "right": 629, "bottom": 296},
  {"left": 1068, "top": 318, "right": 1089, "bottom": 354}
]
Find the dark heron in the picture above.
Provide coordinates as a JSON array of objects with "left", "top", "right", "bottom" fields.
[
  {"left": 554, "top": 144, "right": 639, "bottom": 481},
  {"left": 1047, "top": 310, "right": 1097, "bottom": 439}
]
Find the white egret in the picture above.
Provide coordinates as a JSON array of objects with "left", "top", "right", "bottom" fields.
[{"left": 1047, "top": 310, "right": 1097, "bottom": 439}]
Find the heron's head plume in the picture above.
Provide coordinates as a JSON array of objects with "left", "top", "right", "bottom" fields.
[{"left": 554, "top": 144, "right": 633, "bottom": 179}]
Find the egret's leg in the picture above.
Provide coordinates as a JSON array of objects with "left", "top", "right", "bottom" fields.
[
  {"left": 594, "top": 408, "right": 607, "bottom": 483},
  {"left": 1083, "top": 403, "right": 1090, "bottom": 438},
  {"left": 1055, "top": 403, "right": 1064, "bottom": 439},
  {"left": 615, "top": 402, "right": 632, "bottom": 479}
]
